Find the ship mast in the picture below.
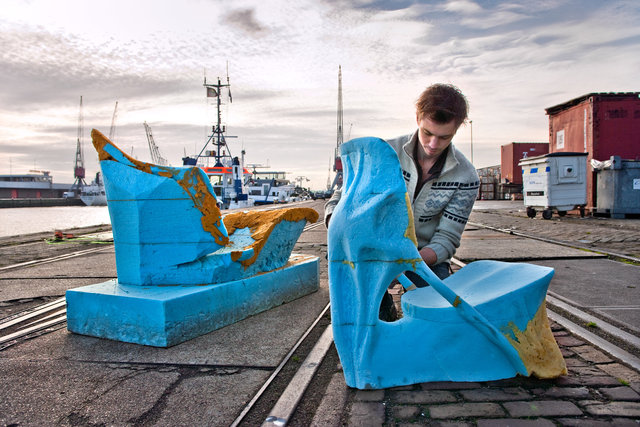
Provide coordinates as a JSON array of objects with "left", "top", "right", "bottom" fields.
[{"left": 197, "top": 73, "right": 235, "bottom": 167}]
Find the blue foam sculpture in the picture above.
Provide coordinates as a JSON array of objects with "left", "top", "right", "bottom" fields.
[
  {"left": 328, "top": 137, "right": 567, "bottom": 389},
  {"left": 66, "top": 130, "right": 319, "bottom": 347}
]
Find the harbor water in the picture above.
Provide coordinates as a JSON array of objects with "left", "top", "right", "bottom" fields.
[
  {"left": 0, "top": 206, "right": 111, "bottom": 238},
  {"left": 0, "top": 201, "right": 523, "bottom": 239}
]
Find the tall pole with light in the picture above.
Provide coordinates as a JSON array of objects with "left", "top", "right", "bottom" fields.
[{"left": 469, "top": 120, "right": 474, "bottom": 164}]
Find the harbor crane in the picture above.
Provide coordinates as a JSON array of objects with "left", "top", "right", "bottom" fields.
[
  {"left": 143, "top": 122, "right": 168, "bottom": 166},
  {"left": 109, "top": 101, "right": 118, "bottom": 141},
  {"left": 71, "top": 96, "right": 86, "bottom": 194},
  {"left": 295, "top": 176, "right": 309, "bottom": 189},
  {"left": 330, "top": 66, "right": 344, "bottom": 191}
]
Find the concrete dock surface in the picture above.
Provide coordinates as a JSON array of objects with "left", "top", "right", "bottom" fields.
[{"left": 1, "top": 200, "right": 639, "bottom": 426}]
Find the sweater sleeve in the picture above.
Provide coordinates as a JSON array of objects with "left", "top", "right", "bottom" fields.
[
  {"left": 425, "top": 178, "right": 479, "bottom": 264},
  {"left": 324, "top": 188, "right": 342, "bottom": 227}
]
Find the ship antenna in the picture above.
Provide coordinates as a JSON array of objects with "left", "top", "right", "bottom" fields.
[
  {"left": 199, "top": 69, "right": 236, "bottom": 166},
  {"left": 226, "top": 61, "right": 232, "bottom": 103}
]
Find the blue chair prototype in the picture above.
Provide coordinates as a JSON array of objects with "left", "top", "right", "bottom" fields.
[
  {"left": 65, "top": 130, "right": 319, "bottom": 347},
  {"left": 328, "top": 137, "right": 567, "bottom": 389},
  {"left": 92, "top": 129, "right": 318, "bottom": 285}
]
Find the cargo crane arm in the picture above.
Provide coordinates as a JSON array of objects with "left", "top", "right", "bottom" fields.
[
  {"left": 143, "top": 122, "right": 168, "bottom": 166},
  {"left": 109, "top": 101, "right": 118, "bottom": 141},
  {"left": 71, "top": 96, "right": 86, "bottom": 192}
]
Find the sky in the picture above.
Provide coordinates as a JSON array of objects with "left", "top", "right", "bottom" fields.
[{"left": 1, "top": 0, "right": 639, "bottom": 190}]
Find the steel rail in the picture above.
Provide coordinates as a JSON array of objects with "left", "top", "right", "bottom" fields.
[
  {"left": 0, "top": 297, "right": 65, "bottom": 330},
  {"left": 0, "top": 246, "right": 113, "bottom": 272},
  {"left": 303, "top": 221, "right": 325, "bottom": 232},
  {"left": 21, "top": 308, "right": 67, "bottom": 329},
  {"left": 263, "top": 326, "right": 334, "bottom": 427},
  {"left": 0, "top": 314, "right": 67, "bottom": 346},
  {"left": 547, "top": 292, "right": 640, "bottom": 349},
  {"left": 230, "top": 302, "right": 331, "bottom": 427},
  {"left": 547, "top": 309, "right": 640, "bottom": 372}
]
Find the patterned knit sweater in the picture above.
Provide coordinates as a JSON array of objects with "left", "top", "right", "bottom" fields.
[{"left": 326, "top": 131, "right": 479, "bottom": 264}]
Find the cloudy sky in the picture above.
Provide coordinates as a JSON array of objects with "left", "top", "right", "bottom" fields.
[{"left": 1, "top": 0, "right": 639, "bottom": 190}]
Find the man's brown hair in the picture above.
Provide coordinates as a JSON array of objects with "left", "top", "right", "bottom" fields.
[{"left": 416, "top": 84, "right": 468, "bottom": 127}]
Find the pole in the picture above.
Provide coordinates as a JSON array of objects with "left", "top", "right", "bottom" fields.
[{"left": 469, "top": 120, "right": 473, "bottom": 164}]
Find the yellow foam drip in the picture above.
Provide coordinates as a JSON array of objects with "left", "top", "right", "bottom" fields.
[
  {"left": 395, "top": 258, "right": 423, "bottom": 270},
  {"left": 223, "top": 208, "right": 319, "bottom": 268},
  {"left": 177, "top": 168, "right": 228, "bottom": 246},
  {"left": 504, "top": 302, "right": 568, "bottom": 379},
  {"left": 92, "top": 129, "right": 155, "bottom": 174},
  {"left": 403, "top": 192, "right": 418, "bottom": 246}
]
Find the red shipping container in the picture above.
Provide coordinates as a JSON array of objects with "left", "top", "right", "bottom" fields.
[
  {"left": 501, "top": 142, "right": 549, "bottom": 185},
  {"left": 546, "top": 92, "right": 640, "bottom": 209}
]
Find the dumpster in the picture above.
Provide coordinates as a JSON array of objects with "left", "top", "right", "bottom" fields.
[
  {"left": 595, "top": 156, "right": 640, "bottom": 218},
  {"left": 519, "top": 152, "right": 588, "bottom": 219}
]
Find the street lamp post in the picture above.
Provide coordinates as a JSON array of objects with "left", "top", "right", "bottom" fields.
[{"left": 469, "top": 120, "right": 474, "bottom": 164}]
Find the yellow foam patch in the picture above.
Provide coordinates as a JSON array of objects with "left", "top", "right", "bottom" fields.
[
  {"left": 223, "top": 208, "right": 319, "bottom": 268},
  {"left": 342, "top": 260, "right": 355, "bottom": 269},
  {"left": 504, "top": 302, "right": 568, "bottom": 379}
]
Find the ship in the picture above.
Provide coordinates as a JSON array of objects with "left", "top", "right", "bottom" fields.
[
  {"left": 245, "top": 168, "right": 296, "bottom": 205},
  {"left": 79, "top": 172, "right": 107, "bottom": 206},
  {"left": 0, "top": 171, "right": 71, "bottom": 199},
  {"left": 182, "top": 74, "right": 295, "bottom": 209}
]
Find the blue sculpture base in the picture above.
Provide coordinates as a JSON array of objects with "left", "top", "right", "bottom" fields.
[{"left": 66, "top": 255, "right": 319, "bottom": 347}]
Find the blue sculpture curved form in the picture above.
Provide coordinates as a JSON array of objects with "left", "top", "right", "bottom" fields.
[
  {"left": 92, "top": 129, "right": 317, "bottom": 285},
  {"left": 66, "top": 130, "right": 319, "bottom": 347},
  {"left": 328, "top": 137, "right": 566, "bottom": 389}
]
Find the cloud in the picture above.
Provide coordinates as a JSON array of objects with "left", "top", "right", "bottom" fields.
[
  {"left": 443, "top": 0, "right": 482, "bottom": 14},
  {"left": 224, "top": 8, "right": 268, "bottom": 34},
  {"left": 0, "top": 25, "right": 195, "bottom": 111}
]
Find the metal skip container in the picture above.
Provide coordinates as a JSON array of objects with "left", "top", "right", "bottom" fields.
[
  {"left": 519, "top": 152, "right": 588, "bottom": 219},
  {"left": 595, "top": 156, "right": 640, "bottom": 218}
]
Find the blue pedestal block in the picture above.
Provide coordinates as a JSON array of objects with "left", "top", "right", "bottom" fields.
[{"left": 66, "top": 255, "right": 319, "bottom": 347}]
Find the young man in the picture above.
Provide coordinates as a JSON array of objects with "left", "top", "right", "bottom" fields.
[{"left": 325, "top": 84, "right": 479, "bottom": 319}]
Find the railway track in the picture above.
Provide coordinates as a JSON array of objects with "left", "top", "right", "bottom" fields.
[{"left": 1, "top": 213, "right": 639, "bottom": 425}]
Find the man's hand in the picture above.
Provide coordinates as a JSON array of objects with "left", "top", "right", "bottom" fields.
[{"left": 419, "top": 247, "right": 438, "bottom": 265}]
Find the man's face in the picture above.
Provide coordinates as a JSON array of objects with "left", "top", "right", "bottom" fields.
[{"left": 416, "top": 114, "right": 459, "bottom": 160}]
